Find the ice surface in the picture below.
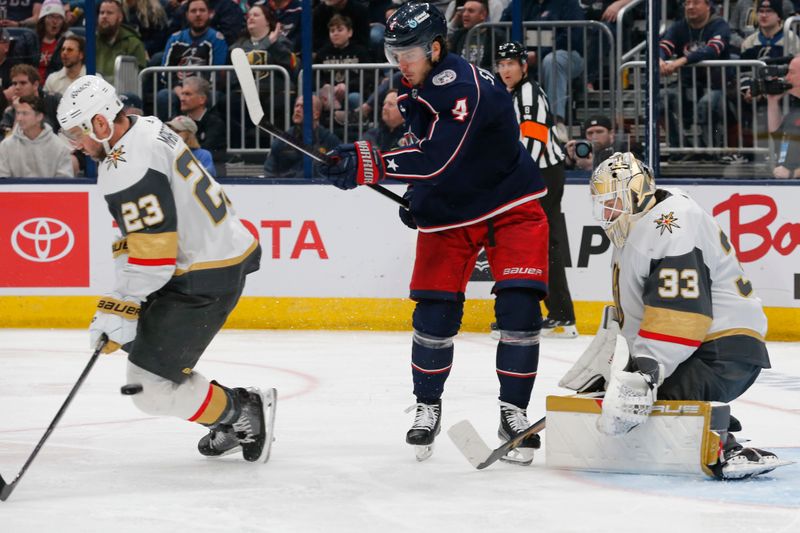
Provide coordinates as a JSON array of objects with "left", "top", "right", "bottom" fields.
[{"left": 1, "top": 329, "right": 798, "bottom": 532}]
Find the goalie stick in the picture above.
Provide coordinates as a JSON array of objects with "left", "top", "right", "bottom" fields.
[
  {"left": 447, "top": 416, "right": 546, "bottom": 470},
  {"left": 230, "top": 48, "right": 409, "bottom": 209},
  {"left": 0, "top": 338, "right": 106, "bottom": 501}
]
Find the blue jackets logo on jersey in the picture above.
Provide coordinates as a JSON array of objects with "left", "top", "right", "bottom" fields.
[{"left": 433, "top": 69, "right": 457, "bottom": 86}]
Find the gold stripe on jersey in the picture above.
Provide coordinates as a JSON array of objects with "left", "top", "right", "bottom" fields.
[
  {"left": 127, "top": 231, "right": 178, "bottom": 260},
  {"left": 112, "top": 237, "right": 128, "bottom": 258},
  {"left": 174, "top": 238, "right": 258, "bottom": 276},
  {"left": 640, "top": 305, "right": 712, "bottom": 343},
  {"left": 703, "top": 328, "right": 765, "bottom": 343}
]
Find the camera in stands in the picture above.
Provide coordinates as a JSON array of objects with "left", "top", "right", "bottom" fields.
[
  {"left": 574, "top": 140, "right": 592, "bottom": 158},
  {"left": 748, "top": 65, "right": 793, "bottom": 97}
]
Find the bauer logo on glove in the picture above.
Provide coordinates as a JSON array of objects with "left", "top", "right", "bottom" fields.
[{"left": 321, "top": 141, "right": 386, "bottom": 190}]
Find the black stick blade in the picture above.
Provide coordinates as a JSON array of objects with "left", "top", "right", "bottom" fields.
[{"left": 0, "top": 474, "right": 15, "bottom": 502}]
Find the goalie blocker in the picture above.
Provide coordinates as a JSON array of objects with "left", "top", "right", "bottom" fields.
[{"left": 545, "top": 396, "right": 729, "bottom": 478}]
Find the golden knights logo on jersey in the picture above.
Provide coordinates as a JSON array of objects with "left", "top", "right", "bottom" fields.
[
  {"left": 105, "top": 146, "right": 127, "bottom": 170},
  {"left": 654, "top": 211, "right": 680, "bottom": 235}
]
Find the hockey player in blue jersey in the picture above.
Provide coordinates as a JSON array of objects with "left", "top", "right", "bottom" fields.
[{"left": 320, "top": 2, "right": 550, "bottom": 463}]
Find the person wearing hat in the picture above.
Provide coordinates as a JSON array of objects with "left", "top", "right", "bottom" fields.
[
  {"left": 565, "top": 115, "right": 615, "bottom": 171},
  {"left": 730, "top": 0, "right": 795, "bottom": 53},
  {"left": 35, "top": 0, "right": 68, "bottom": 83},
  {"left": 740, "top": 0, "right": 800, "bottom": 59},
  {"left": 166, "top": 115, "right": 217, "bottom": 177}
]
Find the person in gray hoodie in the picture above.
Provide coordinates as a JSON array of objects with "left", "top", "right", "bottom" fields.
[{"left": 0, "top": 94, "right": 73, "bottom": 178}]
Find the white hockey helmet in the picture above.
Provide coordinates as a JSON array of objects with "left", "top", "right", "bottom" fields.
[
  {"left": 56, "top": 75, "right": 123, "bottom": 147},
  {"left": 590, "top": 152, "right": 656, "bottom": 248}
]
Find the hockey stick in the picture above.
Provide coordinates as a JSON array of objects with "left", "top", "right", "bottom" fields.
[
  {"left": 230, "top": 48, "right": 408, "bottom": 209},
  {"left": 447, "top": 416, "right": 546, "bottom": 470},
  {"left": 0, "top": 337, "right": 106, "bottom": 501}
]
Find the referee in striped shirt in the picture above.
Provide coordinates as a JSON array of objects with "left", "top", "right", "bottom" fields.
[{"left": 495, "top": 41, "right": 577, "bottom": 338}]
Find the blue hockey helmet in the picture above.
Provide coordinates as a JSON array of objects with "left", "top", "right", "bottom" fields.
[{"left": 384, "top": 2, "right": 447, "bottom": 65}]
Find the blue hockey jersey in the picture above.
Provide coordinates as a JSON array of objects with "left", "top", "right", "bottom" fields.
[{"left": 383, "top": 53, "right": 547, "bottom": 232}]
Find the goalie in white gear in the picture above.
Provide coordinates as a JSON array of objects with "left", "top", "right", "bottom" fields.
[
  {"left": 562, "top": 152, "right": 786, "bottom": 479},
  {"left": 56, "top": 75, "right": 277, "bottom": 463}
]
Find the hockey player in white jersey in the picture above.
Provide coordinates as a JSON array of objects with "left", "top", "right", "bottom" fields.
[
  {"left": 562, "top": 152, "right": 787, "bottom": 479},
  {"left": 56, "top": 76, "right": 276, "bottom": 463}
]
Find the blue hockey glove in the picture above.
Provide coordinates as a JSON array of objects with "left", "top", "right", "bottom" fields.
[
  {"left": 398, "top": 189, "right": 416, "bottom": 229},
  {"left": 320, "top": 141, "right": 385, "bottom": 190}
]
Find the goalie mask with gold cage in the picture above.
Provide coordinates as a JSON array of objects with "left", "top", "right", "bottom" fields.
[{"left": 590, "top": 152, "right": 657, "bottom": 248}]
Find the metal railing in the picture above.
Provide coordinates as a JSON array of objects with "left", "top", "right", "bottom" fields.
[
  {"left": 114, "top": 55, "right": 140, "bottom": 97},
  {"left": 621, "top": 59, "right": 770, "bottom": 160},
  {"left": 138, "top": 64, "right": 292, "bottom": 155},
  {"left": 463, "top": 20, "right": 616, "bottom": 135},
  {"left": 298, "top": 63, "right": 400, "bottom": 143}
]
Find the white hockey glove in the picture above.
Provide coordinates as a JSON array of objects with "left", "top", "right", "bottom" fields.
[
  {"left": 559, "top": 305, "right": 619, "bottom": 392},
  {"left": 89, "top": 293, "right": 141, "bottom": 354},
  {"left": 597, "top": 341, "right": 664, "bottom": 437}
]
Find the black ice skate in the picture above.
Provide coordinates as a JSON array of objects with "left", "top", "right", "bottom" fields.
[
  {"left": 405, "top": 400, "right": 441, "bottom": 462},
  {"left": 541, "top": 318, "right": 578, "bottom": 339},
  {"left": 198, "top": 387, "right": 277, "bottom": 463},
  {"left": 498, "top": 401, "right": 541, "bottom": 466},
  {"left": 713, "top": 444, "right": 793, "bottom": 480}
]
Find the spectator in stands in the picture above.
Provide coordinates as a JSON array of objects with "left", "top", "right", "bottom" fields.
[
  {"left": 269, "top": 0, "right": 302, "bottom": 52},
  {"left": 158, "top": 0, "right": 227, "bottom": 120},
  {"left": 0, "top": 94, "right": 72, "bottom": 177},
  {"left": 361, "top": 88, "right": 404, "bottom": 150},
  {"left": 178, "top": 76, "right": 227, "bottom": 174},
  {"left": 167, "top": 0, "right": 244, "bottom": 46},
  {"left": 233, "top": 4, "right": 294, "bottom": 73},
  {"left": 660, "top": 0, "right": 731, "bottom": 158},
  {"left": 313, "top": 0, "right": 370, "bottom": 51},
  {"left": 501, "top": 0, "right": 585, "bottom": 135},
  {"left": 767, "top": 53, "right": 800, "bottom": 177},
  {"left": 729, "top": 0, "right": 795, "bottom": 54},
  {"left": 448, "top": 0, "right": 496, "bottom": 70},
  {"left": 740, "top": 0, "right": 800, "bottom": 59},
  {"left": 123, "top": 0, "right": 170, "bottom": 56},
  {"left": 0, "top": 0, "right": 41, "bottom": 28},
  {"left": 264, "top": 94, "right": 340, "bottom": 178},
  {"left": 166, "top": 114, "right": 217, "bottom": 177},
  {"left": 0, "top": 63, "right": 59, "bottom": 136},
  {"left": 35, "top": 0, "right": 67, "bottom": 82},
  {"left": 315, "top": 14, "right": 372, "bottom": 111},
  {"left": 96, "top": 0, "right": 148, "bottom": 84},
  {"left": 446, "top": 0, "right": 505, "bottom": 26},
  {"left": 0, "top": 28, "right": 15, "bottom": 94},
  {"left": 564, "top": 115, "right": 634, "bottom": 171},
  {"left": 120, "top": 91, "right": 144, "bottom": 114},
  {"left": 44, "top": 34, "right": 87, "bottom": 95}
]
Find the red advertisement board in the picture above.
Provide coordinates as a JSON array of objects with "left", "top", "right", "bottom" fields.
[{"left": 0, "top": 192, "right": 90, "bottom": 287}]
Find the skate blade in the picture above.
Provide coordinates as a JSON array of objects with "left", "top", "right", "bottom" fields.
[
  {"left": 542, "top": 327, "right": 578, "bottom": 339},
  {"left": 499, "top": 447, "right": 534, "bottom": 466},
  {"left": 414, "top": 443, "right": 434, "bottom": 462},
  {"left": 256, "top": 387, "right": 278, "bottom": 464},
  {"left": 722, "top": 458, "right": 794, "bottom": 480}
]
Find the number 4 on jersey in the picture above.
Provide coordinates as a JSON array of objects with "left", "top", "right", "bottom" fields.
[{"left": 451, "top": 98, "right": 469, "bottom": 122}]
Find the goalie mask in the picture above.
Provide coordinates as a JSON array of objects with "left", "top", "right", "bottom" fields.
[
  {"left": 57, "top": 75, "right": 124, "bottom": 153},
  {"left": 590, "top": 152, "right": 656, "bottom": 248}
]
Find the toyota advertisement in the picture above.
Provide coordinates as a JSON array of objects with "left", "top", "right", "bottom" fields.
[{"left": 0, "top": 182, "right": 797, "bottom": 308}]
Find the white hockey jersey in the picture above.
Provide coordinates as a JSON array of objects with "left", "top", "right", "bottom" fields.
[
  {"left": 100, "top": 115, "right": 257, "bottom": 300},
  {"left": 612, "top": 188, "right": 768, "bottom": 378}
]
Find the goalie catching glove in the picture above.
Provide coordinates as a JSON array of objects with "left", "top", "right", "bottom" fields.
[
  {"left": 90, "top": 293, "right": 141, "bottom": 353},
  {"left": 320, "top": 141, "right": 386, "bottom": 190},
  {"left": 596, "top": 337, "right": 665, "bottom": 436}
]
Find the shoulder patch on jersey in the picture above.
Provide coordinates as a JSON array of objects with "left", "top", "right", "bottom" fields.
[
  {"left": 432, "top": 69, "right": 457, "bottom": 86},
  {"left": 105, "top": 146, "right": 127, "bottom": 170},
  {"left": 653, "top": 211, "right": 680, "bottom": 235},
  {"left": 215, "top": 31, "right": 225, "bottom": 40}
]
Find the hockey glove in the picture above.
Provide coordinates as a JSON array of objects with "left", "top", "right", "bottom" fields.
[
  {"left": 320, "top": 141, "right": 385, "bottom": 190},
  {"left": 398, "top": 188, "right": 416, "bottom": 229},
  {"left": 89, "top": 293, "right": 141, "bottom": 354}
]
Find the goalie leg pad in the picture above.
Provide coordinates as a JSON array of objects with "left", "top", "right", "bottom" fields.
[
  {"left": 411, "top": 300, "right": 462, "bottom": 402},
  {"left": 126, "top": 361, "right": 232, "bottom": 424},
  {"left": 559, "top": 305, "right": 619, "bottom": 393}
]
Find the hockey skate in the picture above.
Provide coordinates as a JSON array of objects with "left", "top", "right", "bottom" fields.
[
  {"left": 198, "top": 387, "right": 277, "bottom": 463},
  {"left": 405, "top": 400, "right": 441, "bottom": 462},
  {"left": 541, "top": 318, "right": 578, "bottom": 339},
  {"left": 498, "top": 401, "right": 541, "bottom": 466},
  {"left": 713, "top": 445, "right": 793, "bottom": 480}
]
